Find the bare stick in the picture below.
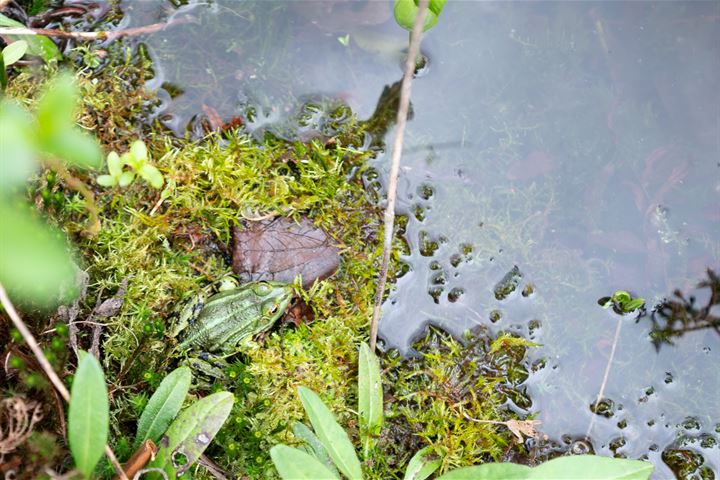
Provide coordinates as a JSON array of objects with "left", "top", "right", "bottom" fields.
[
  {"left": 586, "top": 317, "right": 623, "bottom": 439},
  {"left": 0, "top": 282, "right": 128, "bottom": 480},
  {"left": 369, "top": 0, "right": 429, "bottom": 351},
  {"left": 0, "top": 17, "right": 193, "bottom": 41}
]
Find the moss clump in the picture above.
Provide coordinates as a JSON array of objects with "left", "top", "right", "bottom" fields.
[{"left": 378, "top": 327, "right": 536, "bottom": 477}]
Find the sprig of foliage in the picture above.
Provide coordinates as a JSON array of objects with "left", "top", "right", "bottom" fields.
[
  {"left": 97, "top": 140, "right": 164, "bottom": 189},
  {"left": 599, "top": 290, "right": 646, "bottom": 314},
  {"left": 0, "top": 12, "right": 61, "bottom": 63},
  {"left": 393, "top": 0, "right": 447, "bottom": 32}
]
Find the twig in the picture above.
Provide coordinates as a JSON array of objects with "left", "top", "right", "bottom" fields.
[
  {"left": 586, "top": 317, "right": 623, "bottom": 439},
  {"left": 369, "top": 0, "right": 429, "bottom": 351},
  {"left": 0, "top": 282, "right": 128, "bottom": 480},
  {"left": 0, "top": 17, "right": 193, "bottom": 41}
]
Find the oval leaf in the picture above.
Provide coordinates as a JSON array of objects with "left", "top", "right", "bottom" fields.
[
  {"left": 436, "top": 464, "right": 532, "bottom": 480},
  {"left": 118, "top": 171, "right": 136, "bottom": 187},
  {"left": 404, "top": 446, "right": 441, "bottom": 480},
  {"left": 528, "top": 455, "right": 653, "bottom": 480},
  {"left": 393, "top": 0, "right": 439, "bottom": 32},
  {"left": 0, "top": 99, "right": 37, "bottom": 189},
  {"left": 2, "top": 40, "right": 28, "bottom": 66},
  {"left": 139, "top": 163, "right": 164, "bottom": 188},
  {"left": 96, "top": 175, "right": 117, "bottom": 187},
  {"left": 149, "top": 391, "right": 234, "bottom": 477},
  {"left": 270, "top": 445, "right": 339, "bottom": 480},
  {"left": 0, "top": 203, "right": 76, "bottom": 305},
  {"left": 358, "top": 342, "right": 383, "bottom": 454},
  {"left": 292, "top": 422, "right": 339, "bottom": 477},
  {"left": 298, "top": 387, "right": 362, "bottom": 480},
  {"left": 68, "top": 351, "right": 109, "bottom": 478},
  {"left": 135, "top": 367, "right": 191, "bottom": 448},
  {"left": 42, "top": 128, "right": 102, "bottom": 169}
]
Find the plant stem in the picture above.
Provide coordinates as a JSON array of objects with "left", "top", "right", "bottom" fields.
[
  {"left": 369, "top": 0, "right": 429, "bottom": 351},
  {"left": 0, "top": 282, "right": 128, "bottom": 480}
]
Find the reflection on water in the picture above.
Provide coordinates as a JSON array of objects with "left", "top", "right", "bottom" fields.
[{"left": 119, "top": 0, "right": 719, "bottom": 476}]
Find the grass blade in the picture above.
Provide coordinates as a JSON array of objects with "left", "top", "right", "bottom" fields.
[{"left": 404, "top": 446, "right": 441, "bottom": 480}]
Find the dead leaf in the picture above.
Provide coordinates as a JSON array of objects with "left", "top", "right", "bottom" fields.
[
  {"left": 232, "top": 217, "right": 340, "bottom": 288},
  {"left": 506, "top": 419, "right": 542, "bottom": 443}
]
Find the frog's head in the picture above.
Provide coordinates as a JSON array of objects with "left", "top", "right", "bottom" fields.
[{"left": 252, "top": 281, "right": 294, "bottom": 322}]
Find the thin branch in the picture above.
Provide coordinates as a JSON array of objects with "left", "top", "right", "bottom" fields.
[
  {"left": 0, "top": 17, "right": 193, "bottom": 41},
  {"left": 586, "top": 317, "right": 623, "bottom": 439},
  {"left": 0, "top": 282, "right": 128, "bottom": 480},
  {"left": 369, "top": 0, "right": 429, "bottom": 351}
]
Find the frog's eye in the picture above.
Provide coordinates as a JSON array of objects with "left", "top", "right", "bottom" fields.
[
  {"left": 254, "top": 283, "right": 272, "bottom": 296},
  {"left": 266, "top": 303, "right": 279, "bottom": 315}
]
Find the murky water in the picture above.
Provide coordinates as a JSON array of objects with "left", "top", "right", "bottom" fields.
[{"left": 118, "top": 1, "right": 719, "bottom": 476}]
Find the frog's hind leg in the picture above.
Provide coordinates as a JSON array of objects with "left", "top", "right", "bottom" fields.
[{"left": 186, "top": 352, "right": 230, "bottom": 381}]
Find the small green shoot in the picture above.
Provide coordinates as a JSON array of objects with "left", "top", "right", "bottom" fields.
[
  {"left": 393, "top": 0, "right": 447, "bottom": 32},
  {"left": 337, "top": 34, "right": 350, "bottom": 47},
  {"left": 97, "top": 140, "right": 164, "bottom": 189},
  {"left": 0, "top": 13, "right": 61, "bottom": 63},
  {"left": 1, "top": 40, "right": 28, "bottom": 90},
  {"left": 599, "top": 290, "right": 646, "bottom": 315}
]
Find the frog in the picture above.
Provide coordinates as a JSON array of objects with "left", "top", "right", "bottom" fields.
[{"left": 168, "top": 276, "right": 294, "bottom": 378}]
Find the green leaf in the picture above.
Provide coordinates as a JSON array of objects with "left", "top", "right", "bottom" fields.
[
  {"left": 106, "top": 151, "right": 123, "bottom": 177},
  {"left": 149, "top": 391, "right": 234, "bottom": 478},
  {"left": 1, "top": 52, "right": 6, "bottom": 90},
  {"left": 435, "top": 456, "right": 653, "bottom": 480},
  {"left": 428, "top": 0, "right": 448, "bottom": 17},
  {"left": 139, "top": 163, "right": 164, "bottom": 188},
  {"left": 404, "top": 446, "right": 441, "bottom": 480},
  {"left": 612, "top": 291, "right": 631, "bottom": 303},
  {"left": 270, "top": 445, "right": 339, "bottom": 480},
  {"left": 358, "top": 342, "right": 383, "bottom": 454},
  {"left": 42, "top": 128, "right": 102, "bottom": 169},
  {"left": 528, "top": 455, "right": 653, "bottom": 480},
  {"left": 3, "top": 40, "right": 28, "bottom": 66},
  {"left": 130, "top": 140, "right": 148, "bottom": 163},
  {"left": 0, "top": 202, "right": 76, "bottom": 305},
  {"left": 292, "top": 422, "right": 340, "bottom": 477},
  {"left": 118, "top": 171, "right": 136, "bottom": 187},
  {"left": 0, "top": 99, "right": 37, "bottom": 189},
  {"left": 37, "top": 73, "right": 77, "bottom": 137},
  {"left": 96, "top": 174, "right": 117, "bottom": 187},
  {"left": 625, "top": 298, "right": 645, "bottom": 311},
  {"left": 298, "top": 387, "right": 363, "bottom": 480},
  {"left": 0, "top": 13, "right": 61, "bottom": 62},
  {"left": 135, "top": 366, "right": 191, "bottom": 448},
  {"left": 436, "top": 464, "right": 532, "bottom": 480},
  {"left": 393, "top": 0, "right": 440, "bottom": 32},
  {"left": 68, "top": 351, "right": 109, "bottom": 479}
]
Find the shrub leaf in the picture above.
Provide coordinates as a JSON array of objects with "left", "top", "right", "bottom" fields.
[
  {"left": 68, "top": 351, "right": 109, "bottom": 479},
  {"left": 298, "top": 386, "right": 362, "bottom": 480},
  {"left": 358, "top": 342, "right": 383, "bottom": 454},
  {"left": 270, "top": 445, "right": 339, "bottom": 480},
  {"left": 135, "top": 366, "right": 191, "bottom": 448},
  {"left": 404, "top": 446, "right": 441, "bottom": 480}
]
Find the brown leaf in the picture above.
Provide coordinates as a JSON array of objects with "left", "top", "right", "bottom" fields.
[
  {"left": 232, "top": 217, "right": 340, "bottom": 288},
  {"left": 506, "top": 419, "right": 542, "bottom": 443}
]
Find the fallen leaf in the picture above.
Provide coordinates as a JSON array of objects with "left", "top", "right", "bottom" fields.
[{"left": 232, "top": 217, "right": 340, "bottom": 288}]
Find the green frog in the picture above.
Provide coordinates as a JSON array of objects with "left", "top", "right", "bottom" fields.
[{"left": 168, "top": 277, "right": 294, "bottom": 378}]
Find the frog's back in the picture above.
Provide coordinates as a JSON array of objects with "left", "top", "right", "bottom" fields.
[{"left": 180, "top": 288, "right": 266, "bottom": 352}]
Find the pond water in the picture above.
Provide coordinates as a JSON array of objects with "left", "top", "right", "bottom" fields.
[{"left": 118, "top": 1, "right": 719, "bottom": 476}]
